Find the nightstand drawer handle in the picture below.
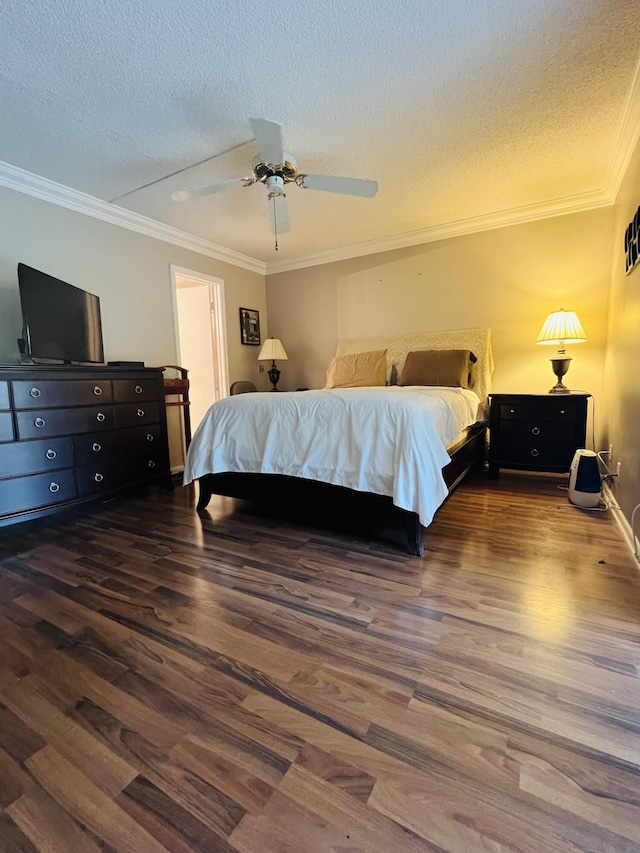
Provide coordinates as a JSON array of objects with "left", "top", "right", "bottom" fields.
[
  {"left": 96, "top": 412, "right": 106, "bottom": 422},
  {"left": 148, "top": 460, "right": 156, "bottom": 469},
  {"left": 560, "top": 409, "right": 565, "bottom": 415},
  {"left": 137, "top": 408, "right": 144, "bottom": 417},
  {"left": 531, "top": 449, "right": 540, "bottom": 457},
  {"left": 135, "top": 385, "right": 143, "bottom": 394},
  {"left": 45, "top": 449, "right": 57, "bottom": 460},
  {"left": 146, "top": 433, "right": 154, "bottom": 441},
  {"left": 531, "top": 427, "right": 540, "bottom": 436},
  {"left": 92, "top": 442, "right": 102, "bottom": 452},
  {"left": 34, "top": 417, "right": 45, "bottom": 428},
  {"left": 49, "top": 482, "right": 60, "bottom": 493},
  {"left": 29, "top": 387, "right": 41, "bottom": 398},
  {"left": 94, "top": 473, "right": 104, "bottom": 483},
  {"left": 93, "top": 386, "right": 103, "bottom": 396}
]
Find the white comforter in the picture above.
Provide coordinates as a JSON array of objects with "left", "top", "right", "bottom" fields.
[{"left": 184, "top": 386, "right": 480, "bottom": 527}]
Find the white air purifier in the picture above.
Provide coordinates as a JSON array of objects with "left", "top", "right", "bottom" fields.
[{"left": 568, "top": 449, "right": 601, "bottom": 508}]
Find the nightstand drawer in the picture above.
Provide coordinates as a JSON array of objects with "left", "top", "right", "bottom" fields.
[
  {"left": 499, "top": 420, "right": 575, "bottom": 444},
  {"left": 499, "top": 402, "right": 579, "bottom": 422}
]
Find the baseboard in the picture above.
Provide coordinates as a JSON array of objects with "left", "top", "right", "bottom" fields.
[{"left": 602, "top": 482, "right": 640, "bottom": 570}]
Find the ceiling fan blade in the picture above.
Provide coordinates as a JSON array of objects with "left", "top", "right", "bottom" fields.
[
  {"left": 250, "top": 118, "right": 284, "bottom": 165},
  {"left": 299, "top": 174, "right": 378, "bottom": 198},
  {"left": 172, "top": 177, "right": 254, "bottom": 201},
  {"left": 267, "top": 193, "right": 291, "bottom": 235}
]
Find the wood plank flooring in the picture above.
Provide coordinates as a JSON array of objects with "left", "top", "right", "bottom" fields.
[{"left": 0, "top": 472, "right": 639, "bottom": 852}]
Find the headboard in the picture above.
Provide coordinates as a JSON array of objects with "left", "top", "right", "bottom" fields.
[{"left": 336, "top": 327, "right": 494, "bottom": 414}]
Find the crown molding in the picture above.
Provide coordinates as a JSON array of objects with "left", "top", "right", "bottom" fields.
[
  {"left": 0, "top": 161, "right": 266, "bottom": 276},
  {"left": 265, "top": 188, "right": 613, "bottom": 275},
  {"left": 604, "top": 53, "right": 640, "bottom": 201}
]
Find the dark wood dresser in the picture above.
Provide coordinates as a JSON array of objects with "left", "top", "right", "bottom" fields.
[
  {"left": 488, "top": 392, "right": 590, "bottom": 477},
  {"left": 0, "top": 365, "right": 171, "bottom": 527}
]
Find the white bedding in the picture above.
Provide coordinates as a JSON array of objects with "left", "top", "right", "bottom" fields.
[{"left": 184, "top": 386, "right": 480, "bottom": 527}]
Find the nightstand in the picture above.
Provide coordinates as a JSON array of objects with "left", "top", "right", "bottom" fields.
[{"left": 488, "top": 393, "right": 590, "bottom": 478}]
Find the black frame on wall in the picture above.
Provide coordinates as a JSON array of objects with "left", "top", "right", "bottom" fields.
[{"left": 239, "top": 308, "right": 261, "bottom": 346}]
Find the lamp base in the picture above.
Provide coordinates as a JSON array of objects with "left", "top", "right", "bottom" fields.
[
  {"left": 267, "top": 362, "right": 281, "bottom": 392},
  {"left": 549, "top": 356, "right": 572, "bottom": 394}
]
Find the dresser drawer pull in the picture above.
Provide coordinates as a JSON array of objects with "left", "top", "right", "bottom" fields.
[
  {"left": 135, "top": 385, "right": 143, "bottom": 394},
  {"left": 96, "top": 412, "right": 106, "bottom": 422},
  {"left": 34, "top": 417, "right": 45, "bottom": 428},
  {"left": 93, "top": 386, "right": 103, "bottom": 396},
  {"left": 531, "top": 427, "right": 540, "bottom": 436},
  {"left": 137, "top": 408, "right": 145, "bottom": 418},
  {"left": 531, "top": 449, "right": 540, "bottom": 457},
  {"left": 92, "top": 442, "right": 102, "bottom": 452},
  {"left": 146, "top": 433, "right": 154, "bottom": 442},
  {"left": 94, "top": 473, "right": 104, "bottom": 483},
  {"left": 560, "top": 409, "right": 565, "bottom": 415},
  {"left": 148, "top": 460, "right": 156, "bottom": 469},
  {"left": 29, "top": 387, "right": 41, "bottom": 398},
  {"left": 49, "top": 482, "right": 60, "bottom": 493},
  {"left": 45, "top": 449, "right": 57, "bottom": 460}
]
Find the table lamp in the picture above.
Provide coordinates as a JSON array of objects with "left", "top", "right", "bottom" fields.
[
  {"left": 258, "top": 337, "right": 288, "bottom": 391},
  {"left": 536, "top": 310, "right": 586, "bottom": 394}
]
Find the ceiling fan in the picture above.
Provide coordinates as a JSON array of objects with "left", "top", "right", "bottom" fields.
[{"left": 171, "top": 119, "right": 378, "bottom": 247}]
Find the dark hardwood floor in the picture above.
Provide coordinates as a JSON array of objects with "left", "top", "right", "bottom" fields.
[{"left": 0, "top": 472, "right": 639, "bottom": 852}]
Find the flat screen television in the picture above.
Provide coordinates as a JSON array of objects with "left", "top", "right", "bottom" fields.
[{"left": 18, "top": 263, "right": 104, "bottom": 365}]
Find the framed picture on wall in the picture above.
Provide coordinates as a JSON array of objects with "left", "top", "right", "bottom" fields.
[{"left": 239, "top": 307, "right": 261, "bottom": 345}]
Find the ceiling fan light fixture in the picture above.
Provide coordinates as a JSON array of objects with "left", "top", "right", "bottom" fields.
[{"left": 266, "top": 174, "right": 285, "bottom": 196}]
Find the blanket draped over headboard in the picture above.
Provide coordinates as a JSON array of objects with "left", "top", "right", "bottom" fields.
[{"left": 336, "top": 327, "right": 494, "bottom": 417}]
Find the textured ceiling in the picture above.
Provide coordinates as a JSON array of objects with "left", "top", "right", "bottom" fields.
[{"left": 1, "top": 0, "right": 639, "bottom": 271}]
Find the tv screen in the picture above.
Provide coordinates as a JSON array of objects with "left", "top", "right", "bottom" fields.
[{"left": 18, "top": 264, "right": 104, "bottom": 364}]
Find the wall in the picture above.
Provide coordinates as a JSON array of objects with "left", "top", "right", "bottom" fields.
[
  {"left": 0, "top": 185, "right": 267, "bottom": 467},
  {"left": 603, "top": 133, "right": 640, "bottom": 529},
  {"left": 267, "top": 208, "right": 613, "bottom": 446}
]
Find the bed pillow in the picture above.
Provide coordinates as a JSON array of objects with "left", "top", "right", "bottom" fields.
[
  {"left": 398, "top": 349, "right": 477, "bottom": 388},
  {"left": 325, "top": 348, "right": 388, "bottom": 389}
]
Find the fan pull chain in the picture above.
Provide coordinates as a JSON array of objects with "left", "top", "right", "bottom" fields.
[{"left": 272, "top": 194, "right": 279, "bottom": 251}]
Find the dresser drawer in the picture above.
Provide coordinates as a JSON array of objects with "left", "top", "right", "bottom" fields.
[
  {"left": 0, "top": 382, "right": 8, "bottom": 409},
  {"left": 0, "top": 468, "right": 77, "bottom": 515},
  {"left": 113, "top": 378, "right": 158, "bottom": 403},
  {"left": 74, "top": 425, "right": 161, "bottom": 465},
  {"left": 12, "top": 379, "right": 113, "bottom": 409},
  {"left": 498, "top": 401, "right": 579, "bottom": 422},
  {"left": 76, "top": 452, "right": 165, "bottom": 497},
  {"left": 16, "top": 406, "right": 115, "bottom": 440},
  {"left": 0, "top": 436, "right": 74, "bottom": 479},
  {"left": 115, "top": 401, "right": 160, "bottom": 428},
  {"left": 0, "top": 412, "right": 14, "bottom": 442}
]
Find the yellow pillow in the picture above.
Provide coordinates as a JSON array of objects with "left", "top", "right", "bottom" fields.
[{"left": 325, "top": 349, "right": 388, "bottom": 389}]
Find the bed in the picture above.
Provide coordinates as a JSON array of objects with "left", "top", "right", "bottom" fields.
[{"left": 184, "top": 328, "right": 493, "bottom": 556}]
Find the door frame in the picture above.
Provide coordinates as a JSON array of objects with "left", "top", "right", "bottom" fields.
[{"left": 169, "top": 265, "right": 230, "bottom": 401}]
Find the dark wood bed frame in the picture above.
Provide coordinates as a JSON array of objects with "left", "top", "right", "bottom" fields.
[{"left": 194, "top": 424, "right": 486, "bottom": 557}]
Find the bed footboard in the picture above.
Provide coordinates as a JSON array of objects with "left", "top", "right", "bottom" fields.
[{"left": 194, "top": 424, "right": 485, "bottom": 555}]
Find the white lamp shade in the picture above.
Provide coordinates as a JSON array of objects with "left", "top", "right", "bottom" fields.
[
  {"left": 258, "top": 338, "right": 288, "bottom": 361},
  {"left": 536, "top": 310, "right": 587, "bottom": 345}
]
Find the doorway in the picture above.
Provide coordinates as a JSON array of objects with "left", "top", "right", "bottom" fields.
[{"left": 170, "top": 266, "right": 229, "bottom": 462}]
